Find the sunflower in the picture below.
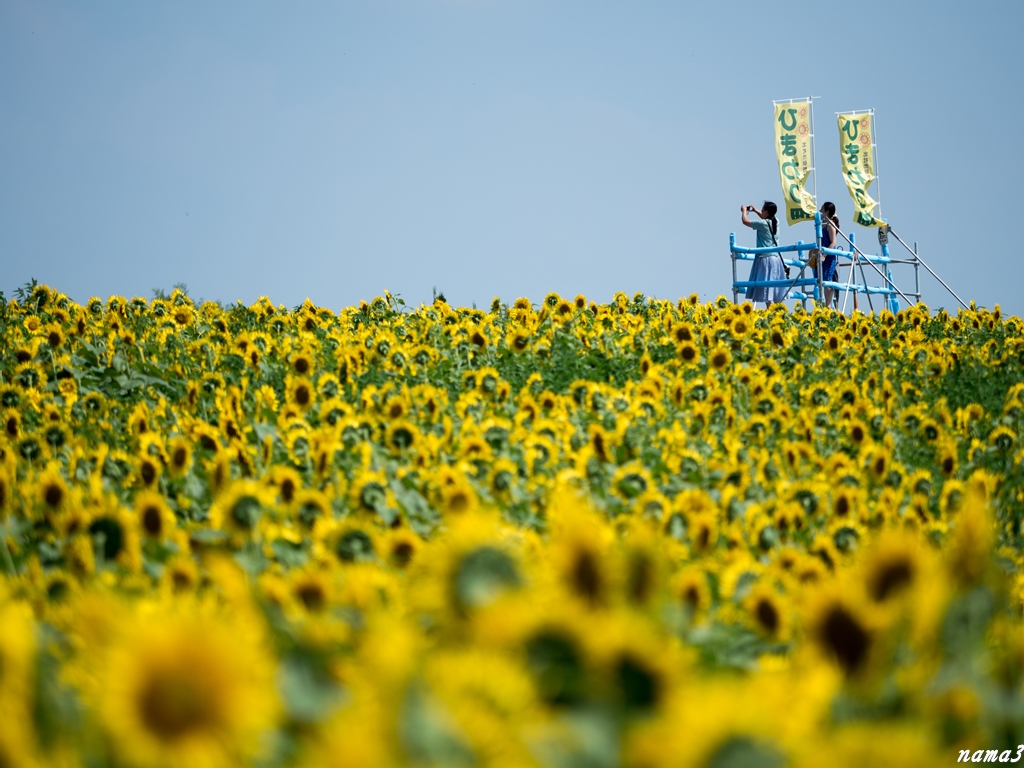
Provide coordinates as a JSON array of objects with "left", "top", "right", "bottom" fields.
[
  {"left": 830, "top": 487, "right": 861, "bottom": 523},
  {"left": 487, "top": 457, "right": 519, "bottom": 502},
  {"left": 288, "top": 568, "right": 336, "bottom": 613},
  {"left": 206, "top": 452, "right": 233, "bottom": 496},
  {"left": 677, "top": 341, "right": 700, "bottom": 366},
  {"left": 347, "top": 469, "right": 391, "bottom": 517},
  {"left": 621, "top": 527, "right": 664, "bottom": 608},
  {"left": 35, "top": 464, "right": 70, "bottom": 515},
  {"left": 286, "top": 376, "right": 315, "bottom": 412},
  {"left": 128, "top": 402, "right": 151, "bottom": 436},
  {"left": 384, "top": 419, "right": 420, "bottom": 455},
  {"left": 439, "top": 478, "right": 478, "bottom": 517},
  {"left": 208, "top": 480, "right": 274, "bottom": 538},
  {"left": 946, "top": 488, "right": 992, "bottom": 588},
  {"left": 0, "top": 469, "right": 12, "bottom": 516},
  {"left": 610, "top": 464, "right": 653, "bottom": 501},
  {"left": 87, "top": 502, "right": 142, "bottom": 572},
  {"left": 378, "top": 530, "right": 418, "bottom": 571},
  {"left": 0, "top": 596, "right": 36, "bottom": 720},
  {"left": 548, "top": 494, "right": 613, "bottom": 610},
  {"left": 267, "top": 465, "right": 301, "bottom": 509},
  {"left": 166, "top": 437, "right": 193, "bottom": 479},
  {"left": 673, "top": 567, "right": 711, "bottom": 619},
  {"left": 97, "top": 610, "right": 277, "bottom": 768},
  {"left": 730, "top": 315, "right": 752, "bottom": 338},
  {"left": 64, "top": 534, "right": 97, "bottom": 578},
  {"left": 864, "top": 445, "right": 891, "bottom": 483},
  {"left": 423, "top": 648, "right": 538, "bottom": 766},
  {"left": 135, "top": 491, "right": 175, "bottom": 541},
  {"left": 135, "top": 453, "right": 162, "bottom": 489},
  {"left": 162, "top": 556, "right": 200, "bottom": 596},
  {"left": 318, "top": 518, "right": 377, "bottom": 566},
  {"left": 708, "top": 345, "right": 732, "bottom": 371},
  {"left": 592, "top": 619, "right": 679, "bottom": 713},
  {"left": 744, "top": 583, "right": 791, "bottom": 642},
  {"left": 688, "top": 513, "right": 718, "bottom": 556},
  {"left": 803, "top": 584, "right": 883, "bottom": 679},
  {"left": 671, "top": 488, "right": 717, "bottom": 520},
  {"left": 289, "top": 350, "right": 315, "bottom": 376},
  {"left": 13, "top": 435, "right": 44, "bottom": 465},
  {"left": 382, "top": 395, "right": 409, "bottom": 421},
  {"left": 170, "top": 305, "right": 194, "bottom": 327}
]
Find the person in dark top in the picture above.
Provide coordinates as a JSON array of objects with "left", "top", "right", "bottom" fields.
[{"left": 812, "top": 201, "right": 840, "bottom": 308}]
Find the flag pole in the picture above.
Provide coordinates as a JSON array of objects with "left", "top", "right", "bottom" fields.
[{"left": 870, "top": 109, "right": 881, "bottom": 220}]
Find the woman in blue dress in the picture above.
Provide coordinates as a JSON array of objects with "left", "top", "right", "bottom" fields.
[
  {"left": 740, "top": 201, "right": 788, "bottom": 306},
  {"left": 812, "top": 201, "right": 841, "bottom": 308}
]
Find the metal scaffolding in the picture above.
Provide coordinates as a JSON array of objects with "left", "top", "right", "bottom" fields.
[{"left": 730, "top": 212, "right": 930, "bottom": 312}]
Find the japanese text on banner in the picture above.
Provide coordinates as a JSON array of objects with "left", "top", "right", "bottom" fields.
[
  {"left": 773, "top": 102, "right": 816, "bottom": 226},
  {"left": 838, "top": 113, "right": 883, "bottom": 227}
]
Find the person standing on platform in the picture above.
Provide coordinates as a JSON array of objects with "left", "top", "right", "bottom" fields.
[
  {"left": 812, "top": 201, "right": 841, "bottom": 309},
  {"left": 740, "top": 202, "right": 789, "bottom": 307}
]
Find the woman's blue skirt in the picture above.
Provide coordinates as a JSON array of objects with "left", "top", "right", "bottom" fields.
[
  {"left": 812, "top": 254, "right": 838, "bottom": 283},
  {"left": 745, "top": 254, "right": 790, "bottom": 303}
]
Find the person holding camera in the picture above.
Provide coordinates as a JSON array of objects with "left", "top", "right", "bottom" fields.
[{"left": 740, "top": 201, "right": 788, "bottom": 306}]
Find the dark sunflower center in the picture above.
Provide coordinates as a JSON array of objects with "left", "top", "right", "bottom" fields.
[
  {"left": 44, "top": 484, "right": 64, "bottom": 508},
  {"left": 172, "top": 447, "right": 188, "bottom": 469},
  {"left": 683, "top": 584, "right": 701, "bottom": 609},
  {"left": 280, "top": 479, "right": 296, "bottom": 503},
  {"left": 615, "top": 654, "right": 661, "bottom": 710},
  {"left": 391, "top": 541, "right": 414, "bottom": 568},
  {"left": 295, "top": 583, "right": 327, "bottom": 612},
  {"left": 756, "top": 598, "right": 780, "bottom": 635},
  {"left": 570, "top": 549, "right": 603, "bottom": 606},
  {"left": 230, "top": 496, "right": 261, "bottom": 530},
  {"left": 89, "top": 518, "right": 125, "bottom": 560},
  {"left": 869, "top": 558, "right": 914, "bottom": 601},
  {"left": 526, "top": 631, "right": 584, "bottom": 706},
  {"left": 695, "top": 525, "right": 711, "bottom": 552},
  {"left": 336, "top": 530, "right": 374, "bottom": 563},
  {"left": 139, "top": 672, "right": 214, "bottom": 741},
  {"left": 447, "top": 490, "right": 471, "bottom": 513},
  {"left": 821, "top": 606, "right": 870, "bottom": 675},
  {"left": 142, "top": 506, "right": 163, "bottom": 537},
  {"left": 171, "top": 571, "right": 193, "bottom": 593},
  {"left": 627, "top": 553, "right": 654, "bottom": 605}
]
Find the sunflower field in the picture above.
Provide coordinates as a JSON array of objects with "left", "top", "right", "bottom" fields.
[{"left": 2, "top": 282, "right": 1024, "bottom": 767}]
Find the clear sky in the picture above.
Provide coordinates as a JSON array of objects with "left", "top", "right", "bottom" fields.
[{"left": 2, "top": 0, "right": 1022, "bottom": 314}]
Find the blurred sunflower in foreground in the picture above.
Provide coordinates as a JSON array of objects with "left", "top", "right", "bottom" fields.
[{"left": 0, "top": 283, "right": 1023, "bottom": 764}]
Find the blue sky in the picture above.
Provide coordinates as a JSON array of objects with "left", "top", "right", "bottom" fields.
[{"left": 2, "top": 0, "right": 1022, "bottom": 314}]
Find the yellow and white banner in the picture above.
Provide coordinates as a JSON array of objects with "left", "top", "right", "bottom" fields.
[
  {"left": 837, "top": 113, "right": 883, "bottom": 227},
  {"left": 773, "top": 101, "right": 816, "bottom": 225}
]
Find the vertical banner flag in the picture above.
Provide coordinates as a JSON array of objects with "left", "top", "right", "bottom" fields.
[
  {"left": 773, "top": 101, "right": 816, "bottom": 225},
  {"left": 837, "top": 113, "right": 882, "bottom": 227}
]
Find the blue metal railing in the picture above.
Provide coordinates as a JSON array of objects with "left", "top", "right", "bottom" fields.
[{"left": 729, "top": 212, "right": 905, "bottom": 312}]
